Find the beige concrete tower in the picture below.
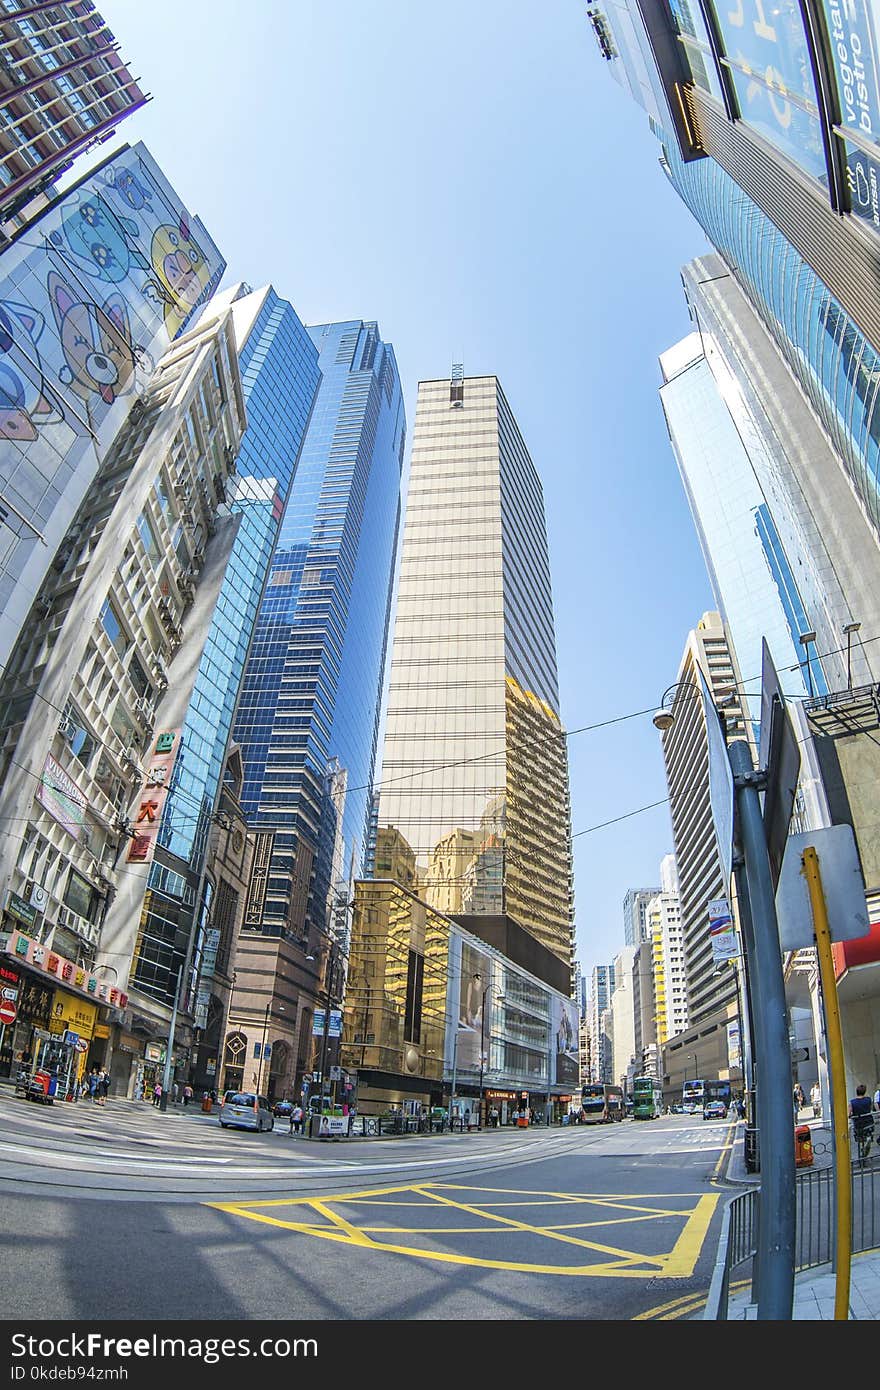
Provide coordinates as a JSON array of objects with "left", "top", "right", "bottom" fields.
[{"left": 377, "top": 374, "right": 574, "bottom": 980}]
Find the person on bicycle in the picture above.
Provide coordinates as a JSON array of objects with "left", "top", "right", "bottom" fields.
[{"left": 849, "top": 1083, "right": 874, "bottom": 1156}]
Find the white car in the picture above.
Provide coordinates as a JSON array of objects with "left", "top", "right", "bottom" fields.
[{"left": 218, "top": 1091, "right": 274, "bottom": 1131}]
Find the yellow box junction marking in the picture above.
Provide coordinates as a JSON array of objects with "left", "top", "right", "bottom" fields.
[{"left": 208, "top": 1182, "right": 719, "bottom": 1279}]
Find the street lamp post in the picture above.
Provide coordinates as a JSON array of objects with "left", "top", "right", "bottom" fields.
[
  {"left": 478, "top": 982, "right": 489, "bottom": 1129},
  {"left": 653, "top": 674, "right": 796, "bottom": 1317}
]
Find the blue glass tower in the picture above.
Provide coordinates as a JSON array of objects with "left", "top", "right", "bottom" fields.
[
  {"left": 129, "top": 285, "right": 321, "bottom": 1008},
  {"left": 233, "top": 320, "right": 405, "bottom": 944}
]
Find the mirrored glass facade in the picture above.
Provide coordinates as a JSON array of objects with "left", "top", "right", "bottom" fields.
[
  {"left": 659, "top": 333, "right": 820, "bottom": 719},
  {"left": 130, "top": 286, "right": 321, "bottom": 1008},
  {"left": 233, "top": 320, "right": 405, "bottom": 944},
  {"left": 660, "top": 136, "right": 880, "bottom": 544},
  {"left": 342, "top": 879, "right": 579, "bottom": 1109},
  {"left": 378, "top": 377, "right": 574, "bottom": 969}
]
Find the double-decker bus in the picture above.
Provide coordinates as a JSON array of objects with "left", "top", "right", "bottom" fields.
[
  {"left": 682, "top": 1078, "right": 732, "bottom": 1114},
  {"left": 681, "top": 1079, "right": 706, "bottom": 1113},
  {"left": 632, "top": 1076, "right": 663, "bottom": 1119},
  {"left": 581, "top": 1083, "right": 625, "bottom": 1123}
]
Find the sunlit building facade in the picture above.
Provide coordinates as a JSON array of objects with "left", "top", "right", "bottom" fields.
[
  {"left": 342, "top": 877, "right": 580, "bottom": 1120},
  {"left": 377, "top": 374, "right": 575, "bottom": 980}
]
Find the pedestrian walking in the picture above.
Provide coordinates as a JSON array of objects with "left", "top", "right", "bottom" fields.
[
  {"left": 183, "top": 1084, "right": 193, "bottom": 1107},
  {"left": 811, "top": 1082, "right": 822, "bottom": 1118},
  {"left": 96, "top": 1068, "right": 109, "bottom": 1106},
  {"left": 87, "top": 1068, "right": 98, "bottom": 1102},
  {"left": 152, "top": 1081, "right": 162, "bottom": 1108},
  {"left": 172, "top": 1081, "right": 179, "bottom": 1104},
  {"left": 289, "top": 1103, "right": 303, "bottom": 1136}
]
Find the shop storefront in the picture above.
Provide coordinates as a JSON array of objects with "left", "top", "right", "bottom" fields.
[
  {"left": 0, "top": 927, "right": 126, "bottom": 1097},
  {"left": 0, "top": 961, "right": 22, "bottom": 1078}
]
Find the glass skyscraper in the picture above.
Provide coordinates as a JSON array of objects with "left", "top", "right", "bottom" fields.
[
  {"left": 377, "top": 374, "right": 575, "bottom": 976},
  {"left": 232, "top": 319, "right": 405, "bottom": 946},
  {"left": 589, "top": 3, "right": 880, "bottom": 547},
  {"left": 127, "top": 285, "right": 321, "bottom": 1011}
]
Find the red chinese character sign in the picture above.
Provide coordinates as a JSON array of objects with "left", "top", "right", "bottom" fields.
[{"left": 126, "top": 729, "right": 181, "bottom": 865}]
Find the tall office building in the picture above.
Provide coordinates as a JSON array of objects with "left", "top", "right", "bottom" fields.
[
  {"left": 0, "top": 141, "right": 226, "bottom": 671},
  {"left": 0, "top": 1, "right": 147, "bottom": 237},
  {"left": 92, "top": 286, "right": 322, "bottom": 1084},
  {"left": 622, "top": 887, "right": 660, "bottom": 947},
  {"left": 227, "top": 319, "right": 404, "bottom": 1099},
  {"left": 610, "top": 945, "right": 637, "bottom": 1089},
  {"left": 656, "top": 612, "right": 750, "bottom": 1028},
  {"left": 660, "top": 254, "right": 880, "bottom": 700},
  {"left": 589, "top": 962, "right": 614, "bottom": 1082},
  {"left": 587, "top": 3, "right": 880, "bottom": 551},
  {"left": 377, "top": 373, "right": 575, "bottom": 985}
]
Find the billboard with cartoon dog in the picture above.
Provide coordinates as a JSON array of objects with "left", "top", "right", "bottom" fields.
[{"left": 0, "top": 141, "right": 225, "bottom": 664}]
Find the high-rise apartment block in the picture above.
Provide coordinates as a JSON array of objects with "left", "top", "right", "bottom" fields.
[
  {"left": 623, "top": 886, "right": 660, "bottom": 947},
  {"left": 0, "top": 298, "right": 246, "bottom": 1090},
  {"left": 647, "top": 856, "right": 687, "bottom": 1048},
  {"left": 0, "top": 1, "right": 147, "bottom": 237},
  {"left": 656, "top": 613, "right": 749, "bottom": 1028},
  {"left": 377, "top": 374, "right": 575, "bottom": 987},
  {"left": 589, "top": 962, "right": 614, "bottom": 1082}
]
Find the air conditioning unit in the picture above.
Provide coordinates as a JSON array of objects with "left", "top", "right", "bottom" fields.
[{"left": 58, "top": 714, "right": 75, "bottom": 741}]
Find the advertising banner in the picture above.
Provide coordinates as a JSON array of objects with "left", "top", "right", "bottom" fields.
[
  {"left": 37, "top": 754, "right": 87, "bottom": 841},
  {"left": 708, "top": 897, "right": 740, "bottom": 964},
  {"left": 455, "top": 938, "right": 493, "bottom": 1071},
  {"left": 552, "top": 993, "right": 580, "bottom": 1088},
  {"left": 312, "top": 1009, "right": 343, "bottom": 1038}
]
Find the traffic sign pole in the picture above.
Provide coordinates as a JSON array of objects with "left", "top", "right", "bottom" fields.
[
  {"left": 729, "top": 737, "right": 796, "bottom": 1321},
  {"left": 802, "top": 846, "right": 851, "bottom": 1321}
]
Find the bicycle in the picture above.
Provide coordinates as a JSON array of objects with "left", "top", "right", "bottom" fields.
[{"left": 852, "top": 1117, "right": 874, "bottom": 1166}]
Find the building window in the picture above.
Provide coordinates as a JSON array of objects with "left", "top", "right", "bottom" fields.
[
  {"left": 100, "top": 597, "right": 129, "bottom": 658},
  {"left": 136, "top": 513, "right": 161, "bottom": 567}
]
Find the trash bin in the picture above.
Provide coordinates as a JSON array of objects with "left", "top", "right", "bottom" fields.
[
  {"left": 201, "top": 1092, "right": 212, "bottom": 1113},
  {"left": 795, "top": 1123, "right": 814, "bottom": 1168}
]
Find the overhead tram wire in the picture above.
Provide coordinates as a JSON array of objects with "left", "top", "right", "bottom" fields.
[{"left": 0, "top": 627, "right": 875, "bottom": 845}]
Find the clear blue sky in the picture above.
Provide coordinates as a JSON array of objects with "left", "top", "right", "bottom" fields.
[{"left": 89, "top": 0, "right": 714, "bottom": 984}]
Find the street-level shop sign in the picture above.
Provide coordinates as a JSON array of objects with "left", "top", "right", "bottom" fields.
[
  {"left": 4, "top": 893, "right": 36, "bottom": 929},
  {"left": 0, "top": 929, "right": 128, "bottom": 1010}
]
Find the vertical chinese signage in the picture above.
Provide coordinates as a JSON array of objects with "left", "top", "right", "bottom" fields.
[{"left": 126, "top": 729, "right": 181, "bottom": 864}]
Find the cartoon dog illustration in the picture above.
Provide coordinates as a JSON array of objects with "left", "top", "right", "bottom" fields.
[
  {"left": 0, "top": 300, "right": 62, "bottom": 442},
  {"left": 47, "top": 270, "right": 140, "bottom": 430},
  {"left": 150, "top": 217, "right": 213, "bottom": 337}
]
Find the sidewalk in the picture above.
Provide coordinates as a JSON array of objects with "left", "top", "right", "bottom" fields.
[{"left": 722, "top": 1110, "right": 880, "bottom": 1319}]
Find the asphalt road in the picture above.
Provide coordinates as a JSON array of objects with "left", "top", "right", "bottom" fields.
[{"left": 0, "top": 1091, "right": 735, "bottom": 1322}]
